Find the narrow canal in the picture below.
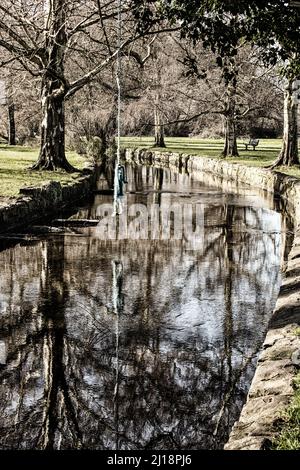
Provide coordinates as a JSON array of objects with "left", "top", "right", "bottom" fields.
[{"left": 0, "top": 164, "right": 292, "bottom": 450}]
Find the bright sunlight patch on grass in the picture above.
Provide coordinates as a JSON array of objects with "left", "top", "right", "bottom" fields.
[{"left": 0, "top": 145, "right": 87, "bottom": 198}]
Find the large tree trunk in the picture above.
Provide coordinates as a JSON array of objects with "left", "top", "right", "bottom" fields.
[
  {"left": 222, "top": 114, "right": 238, "bottom": 157},
  {"left": 7, "top": 98, "right": 16, "bottom": 146},
  {"left": 31, "top": 0, "right": 75, "bottom": 172},
  {"left": 222, "top": 82, "right": 239, "bottom": 158},
  {"left": 32, "top": 77, "right": 75, "bottom": 172},
  {"left": 270, "top": 79, "right": 299, "bottom": 168},
  {"left": 153, "top": 94, "right": 166, "bottom": 148},
  {"left": 152, "top": 45, "right": 166, "bottom": 148}
]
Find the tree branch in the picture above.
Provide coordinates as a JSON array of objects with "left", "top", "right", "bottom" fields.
[{"left": 66, "top": 27, "right": 180, "bottom": 99}]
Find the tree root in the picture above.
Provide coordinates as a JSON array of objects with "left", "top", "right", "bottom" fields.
[
  {"left": 264, "top": 151, "right": 300, "bottom": 170},
  {"left": 220, "top": 151, "right": 240, "bottom": 158},
  {"left": 30, "top": 159, "right": 78, "bottom": 173},
  {"left": 153, "top": 143, "right": 166, "bottom": 149}
]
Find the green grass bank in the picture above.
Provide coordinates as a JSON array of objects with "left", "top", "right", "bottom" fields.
[
  {"left": 121, "top": 137, "right": 300, "bottom": 179},
  {"left": 0, "top": 145, "right": 87, "bottom": 199}
]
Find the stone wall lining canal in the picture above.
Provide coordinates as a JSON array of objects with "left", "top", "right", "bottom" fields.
[{"left": 0, "top": 163, "right": 96, "bottom": 234}]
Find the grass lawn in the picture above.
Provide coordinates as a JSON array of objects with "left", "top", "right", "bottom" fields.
[
  {"left": 2, "top": 137, "right": 300, "bottom": 199},
  {"left": 121, "top": 136, "right": 300, "bottom": 179},
  {"left": 273, "top": 371, "right": 300, "bottom": 450},
  {"left": 0, "top": 145, "right": 88, "bottom": 199}
]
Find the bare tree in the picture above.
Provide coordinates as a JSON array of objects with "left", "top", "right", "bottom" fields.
[
  {"left": 0, "top": 63, "right": 41, "bottom": 145},
  {"left": 0, "top": 1, "right": 175, "bottom": 171},
  {"left": 174, "top": 41, "right": 281, "bottom": 156}
]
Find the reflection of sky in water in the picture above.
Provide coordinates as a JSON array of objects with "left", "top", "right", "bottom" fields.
[{"left": 0, "top": 165, "right": 289, "bottom": 450}]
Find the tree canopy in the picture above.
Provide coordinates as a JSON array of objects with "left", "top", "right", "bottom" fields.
[{"left": 131, "top": 0, "right": 300, "bottom": 76}]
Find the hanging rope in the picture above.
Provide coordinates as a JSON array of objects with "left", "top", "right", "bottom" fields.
[
  {"left": 112, "top": 260, "right": 120, "bottom": 450},
  {"left": 113, "top": 0, "right": 122, "bottom": 217},
  {"left": 112, "top": 2, "right": 122, "bottom": 442}
]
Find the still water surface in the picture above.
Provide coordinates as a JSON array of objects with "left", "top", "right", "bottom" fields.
[{"left": 0, "top": 165, "right": 290, "bottom": 449}]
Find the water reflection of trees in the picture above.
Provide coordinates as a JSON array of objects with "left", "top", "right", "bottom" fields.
[{"left": 0, "top": 167, "right": 284, "bottom": 450}]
